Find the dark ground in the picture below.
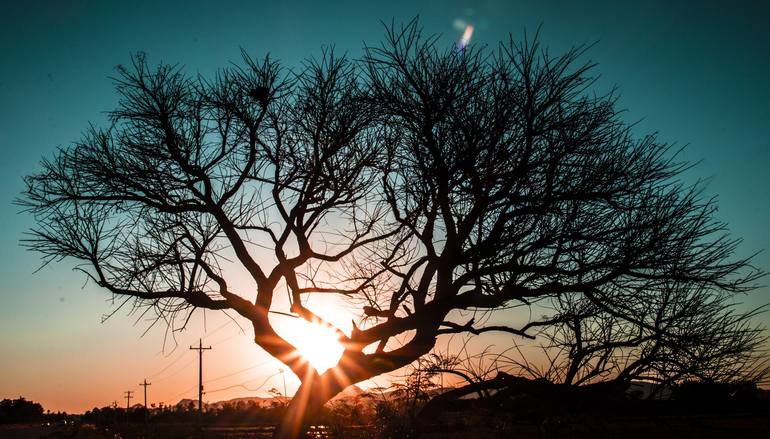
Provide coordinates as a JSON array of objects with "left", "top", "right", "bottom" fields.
[{"left": 3, "top": 415, "right": 770, "bottom": 439}]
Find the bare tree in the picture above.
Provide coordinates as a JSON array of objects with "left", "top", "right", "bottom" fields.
[
  {"left": 20, "top": 20, "right": 762, "bottom": 437},
  {"left": 507, "top": 288, "right": 769, "bottom": 389}
]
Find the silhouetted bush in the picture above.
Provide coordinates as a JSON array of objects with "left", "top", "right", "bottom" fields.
[{"left": 0, "top": 397, "right": 44, "bottom": 424}]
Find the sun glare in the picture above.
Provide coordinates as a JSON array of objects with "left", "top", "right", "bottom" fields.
[{"left": 280, "top": 318, "right": 345, "bottom": 374}]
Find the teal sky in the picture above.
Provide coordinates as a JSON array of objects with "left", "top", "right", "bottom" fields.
[{"left": 1, "top": 0, "right": 769, "bottom": 412}]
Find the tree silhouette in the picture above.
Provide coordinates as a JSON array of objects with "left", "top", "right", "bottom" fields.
[
  {"left": 0, "top": 397, "right": 44, "bottom": 424},
  {"left": 410, "top": 288, "right": 767, "bottom": 420},
  {"left": 21, "top": 21, "right": 762, "bottom": 437},
  {"left": 510, "top": 286, "right": 768, "bottom": 388}
]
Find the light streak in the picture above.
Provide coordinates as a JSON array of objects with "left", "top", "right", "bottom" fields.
[{"left": 458, "top": 24, "right": 475, "bottom": 50}]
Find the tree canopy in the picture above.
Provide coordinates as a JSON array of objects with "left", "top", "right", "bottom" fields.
[{"left": 21, "top": 21, "right": 763, "bottom": 437}]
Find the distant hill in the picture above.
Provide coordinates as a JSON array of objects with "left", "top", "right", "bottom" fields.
[
  {"left": 174, "top": 399, "right": 197, "bottom": 410},
  {"left": 330, "top": 384, "right": 366, "bottom": 402},
  {"left": 175, "top": 385, "right": 370, "bottom": 410},
  {"left": 175, "top": 380, "right": 686, "bottom": 412},
  {"left": 206, "top": 396, "right": 280, "bottom": 410}
]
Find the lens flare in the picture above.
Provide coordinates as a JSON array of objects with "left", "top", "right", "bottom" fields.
[{"left": 458, "top": 24, "right": 474, "bottom": 50}]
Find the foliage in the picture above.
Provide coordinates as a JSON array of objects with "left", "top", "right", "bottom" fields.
[
  {"left": 0, "top": 397, "right": 44, "bottom": 424},
  {"left": 83, "top": 400, "right": 287, "bottom": 426}
]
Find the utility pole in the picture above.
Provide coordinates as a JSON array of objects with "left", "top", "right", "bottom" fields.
[
  {"left": 139, "top": 378, "right": 152, "bottom": 429},
  {"left": 189, "top": 339, "right": 211, "bottom": 416},
  {"left": 279, "top": 368, "right": 288, "bottom": 405},
  {"left": 124, "top": 390, "right": 134, "bottom": 410},
  {"left": 139, "top": 379, "right": 152, "bottom": 408},
  {"left": 112, "top": 400, "right": 119, "bottom": 425}
]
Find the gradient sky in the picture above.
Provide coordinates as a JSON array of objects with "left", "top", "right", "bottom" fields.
[{"left": 1, "top": 0, "right": 769, "bottom": 413}]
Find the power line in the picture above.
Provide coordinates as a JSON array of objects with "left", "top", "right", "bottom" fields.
[
  {"left": 206, "top": 324, "right": 246, "bottom": 347},
  {"left": 162, "top": 359, "right": 274, "bottom": 408},
  {"left": 167, "top": 384, "right": 197, "bottom": 405},
  {"left": 151, "top": 331, "right": 233, "bottom": 383},
  {"left": 149, "top": 350, "right": 189, "bottom": 379},
  {"left": 152, "top": 325, "right": 243, "bottom": 383},
  {"left": 156, "top": 326, "right": 245, "bottom": 382},
  {"left": 141, "top": 321, "right": 243, "bottom": 396},
  {"left": 148, "top": 320, "right": 237, "bottom": 380},
  {"left": 148, "top": 329, "right": 267, "bottom": 409},
  {"left": 203, "top": 359, "right": 275, "bottom": 385},
  {"left": 280, "top": 368, "right": 287, "bottom": 400},
  {"left": 152, "top": 357, "right": 198, "bottom": 383},
  {"left": 205, "top": 370, "right": 283, "bottom": 395},
  {"left": 202, "top": 319, "right": 236, "bottom": 340}
]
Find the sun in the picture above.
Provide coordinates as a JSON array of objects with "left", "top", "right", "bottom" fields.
[{"left": 279, "top": 318, "right": 345, "bottom": 374}]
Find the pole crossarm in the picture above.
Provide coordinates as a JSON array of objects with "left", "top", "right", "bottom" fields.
[{"left": 123, "top": 390, "right": 134, "bottom": 410}]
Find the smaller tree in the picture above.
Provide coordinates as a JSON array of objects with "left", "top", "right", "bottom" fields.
[
  {"left": 0, "top": 397, "right": 44, "bottom": 424},
  {"left": 505, "top": 288, "right": 769, "bottom": 388}
]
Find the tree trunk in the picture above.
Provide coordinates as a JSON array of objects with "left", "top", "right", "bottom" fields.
[
  {"left": 270, "top": 332, "right": 435, "bottom": 437},
  {"left": 272, "top": 375, "right": 344, "bottom": 439}
]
